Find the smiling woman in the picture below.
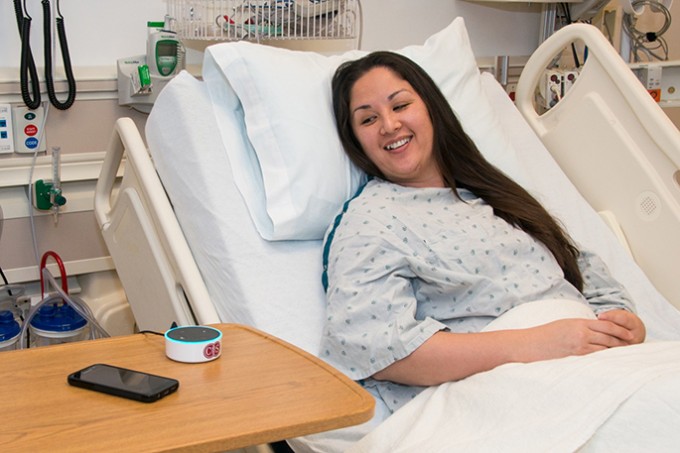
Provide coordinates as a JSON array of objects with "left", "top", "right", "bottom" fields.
[{"left": 323, "top": 50, "right": 645, "bottom": 414}]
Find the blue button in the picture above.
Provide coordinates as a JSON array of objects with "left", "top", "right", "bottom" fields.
[{"left": 25, "top": 137, "right": 39, "bottom": 149}]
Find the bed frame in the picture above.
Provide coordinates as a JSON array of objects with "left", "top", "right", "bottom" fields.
[
  {"left": 94, "top": 23, "right": 680, "bottom": 333},
  {"left": 516, "top": 24, "right": 680, "bottom": 309}
]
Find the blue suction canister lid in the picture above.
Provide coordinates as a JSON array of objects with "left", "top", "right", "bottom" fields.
[
  {"left": 30, "top": 303, "right": 87, "bottom": 332},
  {"left": 0, "top": 310, "right": 21, "bottom": 341}
]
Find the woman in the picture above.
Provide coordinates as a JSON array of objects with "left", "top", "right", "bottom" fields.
[{"left": 320, "top": 51, "right": 646, "bottom": 414}]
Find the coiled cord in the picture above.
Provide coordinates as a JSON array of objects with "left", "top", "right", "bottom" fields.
[
  {"left": 42, "top": 0, "right": 76, "bottom": 110},
  {"left": 623, "top": 0, "right": 672, "bottom": 61},
  {"left": 13, "top": 0, "right": 41, "bottom": 110},
  {"left": 13, "top": 0, "right": 76, "bottom": 111}
]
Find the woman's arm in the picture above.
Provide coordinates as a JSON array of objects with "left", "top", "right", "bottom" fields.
[{"left": 373, "top": 316, "right": 637, "bottom": 386}]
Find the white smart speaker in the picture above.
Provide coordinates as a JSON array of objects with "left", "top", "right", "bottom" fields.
[{"left": 164, "top": 326, "right": 222, "bottom": 363}]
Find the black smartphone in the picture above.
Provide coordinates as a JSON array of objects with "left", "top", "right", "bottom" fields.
[{"left": 68, "top": 363, "right": 179, "bottom": 403}]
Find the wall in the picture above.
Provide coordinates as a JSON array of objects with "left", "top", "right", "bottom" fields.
[{"left": 1, "top": 0, "right": 540, "bottom": 72}]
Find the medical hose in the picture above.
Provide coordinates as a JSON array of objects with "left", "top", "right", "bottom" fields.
[
  {"left": 14, "top": 0, "right": 42, "bottom": 110},
  {"left": 42, "top": 0, "right": 76, "bottom": 110},
  {"left": 17, "top": 252, "right": 110, "bottom": 349}
]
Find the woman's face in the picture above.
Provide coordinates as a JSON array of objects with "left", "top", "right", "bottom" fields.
[{"left": 349, "top": 66, "right": 443, "bottom": 188}]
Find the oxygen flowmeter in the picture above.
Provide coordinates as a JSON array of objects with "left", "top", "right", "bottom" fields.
[{"left": 117, "top": 20, "right": 185, "bottom": 112}]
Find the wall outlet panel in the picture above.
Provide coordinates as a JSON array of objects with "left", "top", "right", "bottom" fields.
[
  {"left": 12, "top": 105, "right": 47, "bottom": 154},
  {"left": 0, "top": 103, "right": 14, "bottom": 154}
]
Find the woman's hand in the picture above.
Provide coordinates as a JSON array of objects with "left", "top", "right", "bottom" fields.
[
  {"left": 520, "top": 316, "right": 641, "bottom": 362},
  {"left": 597, "top": 309, "right": 646, "bottom": 345}
]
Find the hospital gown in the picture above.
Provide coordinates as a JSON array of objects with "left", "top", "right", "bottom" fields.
[{"left": 321, "top": 178, "right": 636, "bottom": 413}]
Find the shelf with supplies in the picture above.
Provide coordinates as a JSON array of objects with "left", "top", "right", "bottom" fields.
[{"left": 166, "top": 0, "right": 361, "bottom": 42}]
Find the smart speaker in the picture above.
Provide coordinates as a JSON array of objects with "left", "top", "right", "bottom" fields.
[{"left": 164, "top": 326, "right": 222, "bottom": 363}]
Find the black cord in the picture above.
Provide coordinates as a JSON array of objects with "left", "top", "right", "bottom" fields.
[
  {"left": 138, "top": 330, "right": 165, "bottom": 336},
  {"left": 0, "top": 266, "right": 10, "bottom": 286},
  {"left": 561, "top": 3, "right": 581, "bottom": 68},
  {"left": 42, "top": 0, "right": 76, "bottom": 110},
  {"left": 14, "top": 0, "right": 41, "bottom": 110}
]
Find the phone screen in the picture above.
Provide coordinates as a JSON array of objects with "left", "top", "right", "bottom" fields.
[{"left": 68, "top": 364, "right": 179, "bottom": 403}]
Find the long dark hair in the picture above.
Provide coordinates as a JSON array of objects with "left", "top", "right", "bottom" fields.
[{"left": 331, "top": 51, "right": 583, "bottom": 291}]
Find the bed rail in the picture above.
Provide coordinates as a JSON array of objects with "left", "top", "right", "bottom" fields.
[
  {"left": 94, "top": 118, "right": 220, "bottom": 332},
  {"left": 516, "top": 24, "right": 680, "bottom": 309}
]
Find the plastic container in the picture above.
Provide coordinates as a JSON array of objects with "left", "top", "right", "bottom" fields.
[
  {"left": 29, "top": 303, "right": 88, "bottom": 347},
  {"left": 0, "top": 310, "right": 21, "bottom": 352}
]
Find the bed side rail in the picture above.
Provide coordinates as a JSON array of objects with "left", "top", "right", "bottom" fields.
[
  {"left": 516, "top": 24, "right": 680, "bottom": 309},
  {"left": 94, "top": 118, "right": 220, "bottom": 331}
]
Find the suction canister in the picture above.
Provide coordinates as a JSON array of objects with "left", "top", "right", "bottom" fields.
[
  {"left": 0, "top": 310, "right": 21, "bottom": 352},
  {"left": 29, "top": 301, "right": 87, "bottom": 347}
]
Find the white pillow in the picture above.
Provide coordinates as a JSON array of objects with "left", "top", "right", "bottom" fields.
[{"left": 202, "top": 17, "right": 524, "bottom": 241}]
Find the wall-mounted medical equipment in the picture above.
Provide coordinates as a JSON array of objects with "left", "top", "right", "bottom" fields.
[
  {"left": 32, "top": 147, "right": 67, "bottom": 221},
  {"left": 16, "top": 251, "right": 109, "bottom": 349},
  {"left": 11, "top": 104, "right": 47, "bottom": 154},
  {"left": 117, "top": 21, "right": 186, "bottom": 113},
  {"left": 0, "top": 103, "right": 48, "bottom": 154},
  {"left": 12, "top": 0, "right": 76, "bottom": 111},
  {"left": 630, "top": 60, "right": 680, "bottom": 105},
  {"left": 0, "top": 104, "right": 14, "bottom": 154},
  {"left": 165, "top": 0, "right": 361, "bottom": 42},
  {"left": 538, "top": 68, "right": 580, "bottom": 109}
]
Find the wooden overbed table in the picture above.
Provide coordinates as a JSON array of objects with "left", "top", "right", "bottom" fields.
[{"left": 0, "top": 323, "right": 375, "bottom": 452}]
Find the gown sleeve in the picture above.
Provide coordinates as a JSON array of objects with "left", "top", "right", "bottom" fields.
[
  {"left": 320, "top": 212, "right": 448, "bottom": 380},
  {"left": 578, "top": 249, "right": 637, "bottom": 315}
]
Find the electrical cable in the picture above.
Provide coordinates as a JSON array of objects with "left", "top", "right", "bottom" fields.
[
  {"left": 13, "top": 0, "right": 42, "bottom": 110},
  {"left": 13, "top": 0, "right": 76, "bottom": 111},
  {"left": 560, "top": 3, "right": 582, "bottom": 68},
  {"left": 0, "top": 205, "right": 9, "bottom": 294},
  {"left": 622, "top": 0, "right": 672, "bottom": 61},
  {"left": 42, "top": 0, "right": 77, "bottom": 110}
]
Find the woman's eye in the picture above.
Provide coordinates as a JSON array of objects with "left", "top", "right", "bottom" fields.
[
  {"left": 360, "top": 116, "right": 376, "bottom": 126},
  {"left": 394, "top": 102, "right": 410, "bottom": 111}
]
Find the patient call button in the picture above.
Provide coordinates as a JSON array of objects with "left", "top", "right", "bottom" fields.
[{"left": 25, "top": 124, "right": 38, "bottom": 136}]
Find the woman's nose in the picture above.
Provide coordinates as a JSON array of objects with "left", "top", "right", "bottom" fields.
[{"left": 380, "top": 114, "right": 401, "bottom": 135}]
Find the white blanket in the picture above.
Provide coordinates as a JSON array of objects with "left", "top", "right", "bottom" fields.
[
  {"left": 349, "top": 337, "right": 680, "bottom": 452},
  {"left": 348, "top": 342, "right": 680, "bottom": 452}
]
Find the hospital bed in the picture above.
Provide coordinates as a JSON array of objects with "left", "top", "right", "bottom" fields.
[{"left": 95, "top": 18, "right": 680, "bottom": 452}]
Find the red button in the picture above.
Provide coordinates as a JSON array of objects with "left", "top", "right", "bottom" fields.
[{"left": 24, "top": 124, "right": 38, "bottom": 136}]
